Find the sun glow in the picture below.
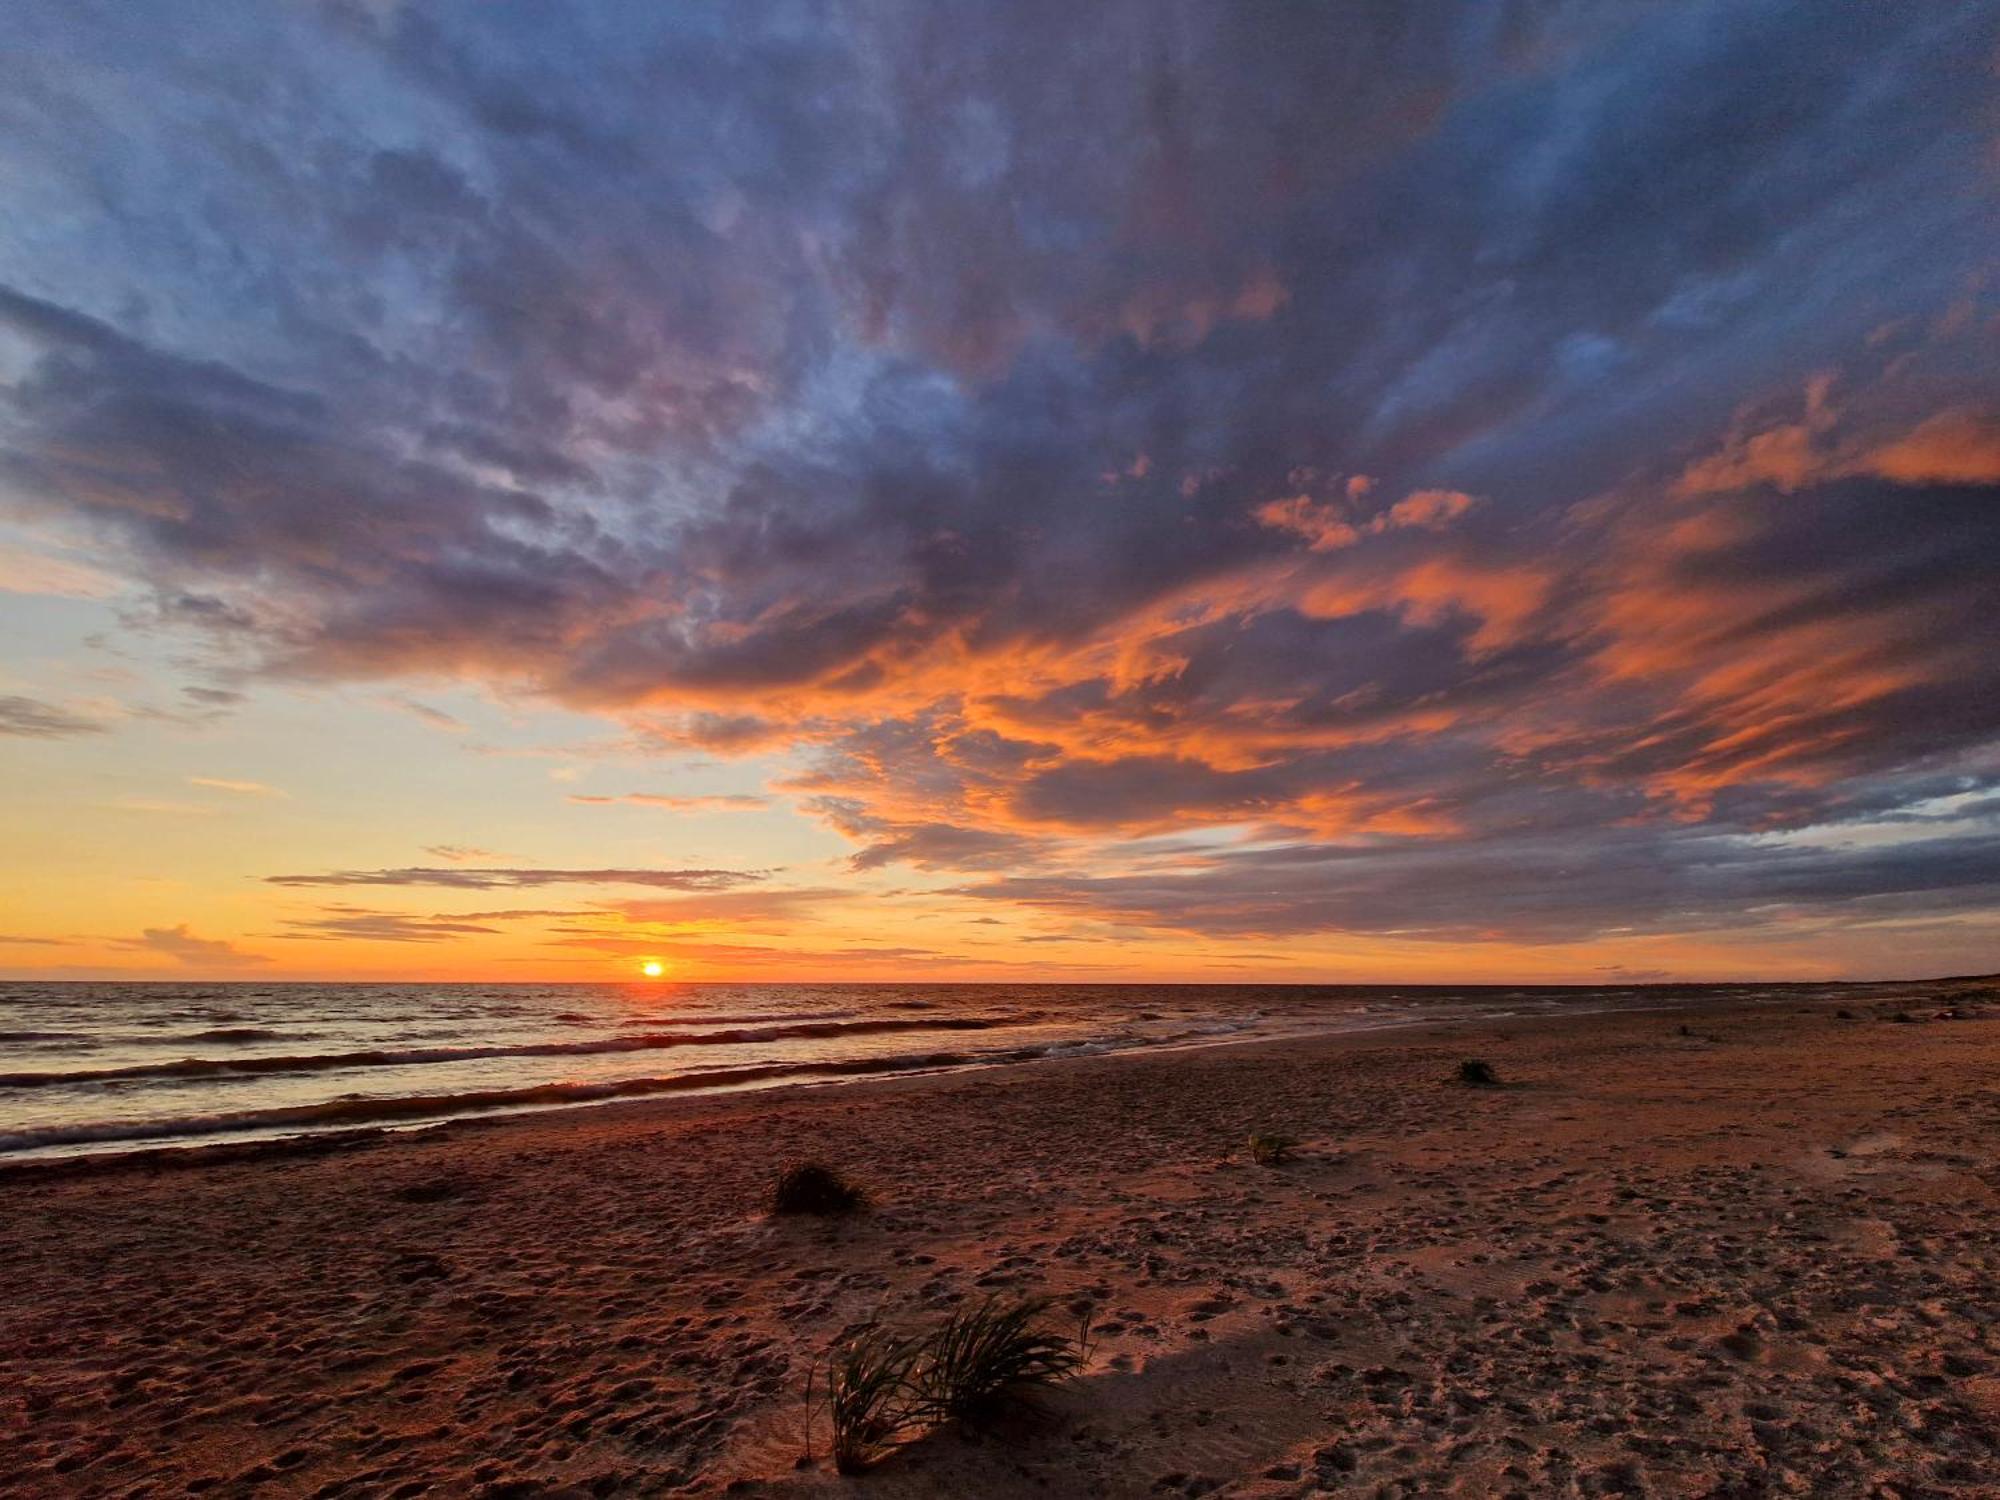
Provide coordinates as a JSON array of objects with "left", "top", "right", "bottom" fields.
[{"left": 640, "top": 959, "right": 665, "bottom": 979}]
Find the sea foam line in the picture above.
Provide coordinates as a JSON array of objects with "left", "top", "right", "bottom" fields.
[{"left": 0, "top": 1014, "right": 1029, "bottom": 1090}]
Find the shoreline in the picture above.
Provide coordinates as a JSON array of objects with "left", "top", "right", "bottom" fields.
[
  {"left": 6, "top": 991, "right": 1997, "bottom": 1495},
  {"left": 0, "top": 980, "right": 1961, "bottom": 1181}
]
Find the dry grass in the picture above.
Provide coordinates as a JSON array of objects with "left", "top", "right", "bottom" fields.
[
  {"left": 771, "top": 1160, "right": 866, "bottom": 1216},
  {"left": 909, "top": 1295, "right": 1090, "bottom": 1425},
  {"left": 1247, "top": 1132, "right": 1297, "bottom": 1166},
  {"left": 822, "top": 1326, "right": 922, "bottom": 1474}
]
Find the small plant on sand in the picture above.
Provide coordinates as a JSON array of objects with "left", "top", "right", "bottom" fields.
[
  {"left": 909, "top": 1295, "right": 1090, "bottom": 1424},
  {"left": 820, "top": 1326, "right": 923, "bottom": 1474},
  {"left": 1457, "top": 1058, "right": 1500, "bottom": 1087},
  {"left": 772, "top": 1160, "right": 866, "bottom": 1216},
  {"left": 1247, "top": 1132, "right": 1297, "bottom": 1166}
]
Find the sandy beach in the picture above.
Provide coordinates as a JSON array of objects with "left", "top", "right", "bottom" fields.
[{"left": 4, "top": 987, "right": 1997, "bottom": 1498}]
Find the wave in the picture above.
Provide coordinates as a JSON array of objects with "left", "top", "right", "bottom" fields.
[
  {"left": 0, "top": 1014, "right": 1027, "bottom": 1090},
  {"left": 0, "top": 1031, "right": 1173, "bottom": 1155},
  {"left": 615, "top": 1008, "right": 857, "bottom": 1029},
  {"left": 0, "top": 1049, "right": 1008, "bottom": 1154}
]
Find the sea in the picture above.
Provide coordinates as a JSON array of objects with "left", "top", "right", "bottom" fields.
[{"left": 0, "top": 979, "right": 1897, "bottom": 1162}]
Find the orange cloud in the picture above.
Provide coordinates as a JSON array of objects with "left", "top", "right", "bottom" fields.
[
  {"left": 1864, "top": 408, "right": 2000, "bottom": 485},
  {"left": 1253, "top": 495, "right": 1360, "bottom": 551},
  {"left": 1256, "top": 487, "right": 1478, "bottom": 552},
  {"left": 1678, "top": 380, "right": 1999, "bottom": 496}
]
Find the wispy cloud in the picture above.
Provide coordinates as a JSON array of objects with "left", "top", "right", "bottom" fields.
[
  {"left": 188, "top": 776, "right": 285, "bottom": 797},
  {"left": 382, "top": 695, "right": 470, "bottom": 733},
  {"left": 0, "top": 695, "right": 107, "bottom": 739},
  {"left": 121, "top": 925, "right": 267, "bottom": 968},
  {"left": 265, "top": 866, "right": 768, "bottom": 891},
  {"left": 0, "top": 544, "right": 121, "bottom": 600},
  {"left": 275, "top": 906, "right": 504, "bottom": 943},
  {"left": 567, "top": 792, "right": 770, "bottom": 813},
  {"left": 105, "top": 798, "right": 217, "bottom": 816},
  {"left": 422, "top": 845, "right": 511, "bottom": 863}
]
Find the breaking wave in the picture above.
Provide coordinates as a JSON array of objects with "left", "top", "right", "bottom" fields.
[{"left": 0, "top": 1014, "right": 1026, "bottom": 1090}]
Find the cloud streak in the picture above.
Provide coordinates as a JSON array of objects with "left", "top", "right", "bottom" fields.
[
  {"left": 567, "top": 792, "right": 770, "bottom": 813},
  {"left": 0, "top": 696, "right": 107, "bottom": 739},
  {"left": 264, "top": 867, "right": 767, "bottom": 891}
]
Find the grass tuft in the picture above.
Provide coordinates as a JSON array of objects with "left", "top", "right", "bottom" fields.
[
  {"left": 823, "top": 1326, "right": 922, "bottom": 1474},
  {"left": 1457, "top": 1058, "right": 1500, "bottom": 1087},
  {"left": 1247, "top": 1132, "right": 1297, "bottom": 1166},
  {"left": 909, "top": 1295, "right": 1089, "bottom": 1425},
  {"left": 772, "top": 1160, "right": 866, "bottom": 1216}
]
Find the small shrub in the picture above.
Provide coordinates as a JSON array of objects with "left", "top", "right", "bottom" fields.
[
  {"left": 823, "top": 1326, "right": 922, "bottom": 1474},
  {"left": 909, "top": 1295, "right": 1089, "bottom": 1424},
  {"left": 1834, "top": 1009, "right": 1855, "bottom": 1020},
  {"left": 1247, "top": 1132, "right": 1297, "bottom": 1166},
  {"left": 772, "top": 1160, "right": 865, "bottom": 1216},
  {"left": 1457, "top": 1058, "right": 1500, "bottom": 1087}
]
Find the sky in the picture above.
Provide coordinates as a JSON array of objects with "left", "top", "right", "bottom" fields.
[{"left": 1, "top": 1, "right": 1996, "bottom": 985}]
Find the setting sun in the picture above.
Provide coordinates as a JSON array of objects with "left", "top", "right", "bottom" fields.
[{"left": 640, "top": 960, "right": 666, "bottom": 979}]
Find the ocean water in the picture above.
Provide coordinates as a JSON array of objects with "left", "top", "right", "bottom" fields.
[{"left": 0, "top": 979, "right": 1869, "bottom": 1161}]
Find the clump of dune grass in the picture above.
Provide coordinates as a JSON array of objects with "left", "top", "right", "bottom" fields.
[
  {"left": 1457, "top": 1058, "right": 1500, "bottom": 1087},
  {"left": 1247, "top": 1132, "right": 1297, "bottom": 1166},
  {"left": 805, "top": 1293, "right": 1091, "bottom": 1472},
  {"left": 820, "top": 1326, "right": 922, "bottom": 1474},
  {"left": 772, "top": 1160, "right": 866, "bottom": 1216},
  {"left": 909, "top": 1295, "right": 1090, "bottom": 1424}
]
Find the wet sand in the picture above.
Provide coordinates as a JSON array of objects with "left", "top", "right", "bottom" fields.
[{"left": 3, "top": 985, "right": 1997, "bottom": 1497}]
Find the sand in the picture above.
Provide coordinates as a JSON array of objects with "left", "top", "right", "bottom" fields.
[{"left": 3, "top": 988, "right": 1998, "bottom": 1497}]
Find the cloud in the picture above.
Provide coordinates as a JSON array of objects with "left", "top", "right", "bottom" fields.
[
  {"left": 105, "top": 798, "right": 217, "bottom": 816},
  {"left": 0, "top": 695, "right": 107, "bottom": 739},
  {"left": 182, "top": 686, "right": 247, "bottom": 708},
  {"left": 1677, "top": 386, "right": 2000, "bottom": 498},
  {"left": 610, "top": 886, "right": 849, "bottom": 928},
  {"left": 1254, "top": 487, "right": 1477, "bottom": 552},
  {"left": 957, "top": 820, "right": 2000, "bottom": 943},
  {"left": 385, "top": 696, "right": 470, "bottom": 733},
  {"left": 1864, "top": 409, "right": 2000, "bottom": 487},
  {"left": 264, "top": 866, "right": 767, "bottom": 890},
  {"left": 275, "top": 905, "right": 503, "bottom": 943},
  {"left": 0, "top": 544, "right": 121, "bottom": 599},
  {"left": 126, "top": 925, "right": 267, "bottom": 968},
  {"left": 422, "top": 845, "right": 508, "bottom": 863},
  {"left": 189, "top": 776, "right": 284, "bottom": 797},
  {"left": 567, "top": 792, "right": 770, "bottom": 812}
]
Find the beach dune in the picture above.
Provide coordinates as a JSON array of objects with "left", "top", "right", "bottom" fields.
[{"left": 3, "top": 990, "right": 1997, "bottom": 1496}]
